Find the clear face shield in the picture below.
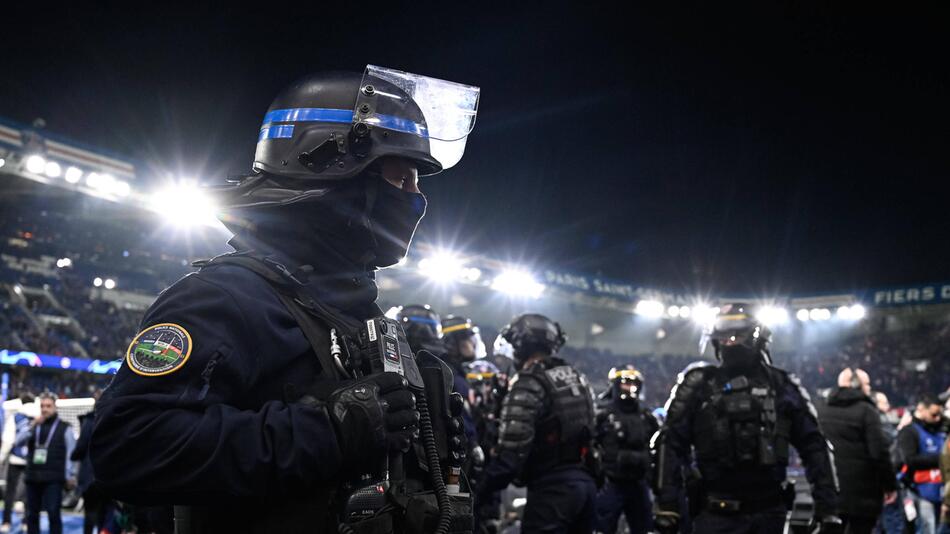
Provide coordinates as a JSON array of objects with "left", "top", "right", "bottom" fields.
[{"left": 356, "top": 65, "right": 480, "bottom": 172}]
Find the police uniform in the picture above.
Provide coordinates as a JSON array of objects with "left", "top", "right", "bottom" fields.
[
  {"left": 653, "top": 304, "right": 839, "bottom": 534},
  {"left": 654, "top": 361, "right": 838, "bottom": 534},
  {"left": 90, "top": 65, "right": 481, "bottom": 534},
  {"left": 479, "top": 356, "right": 597, "bottom": 533},
  {"left": 593, "top": 387, "right": 658, "bottom": 534}
]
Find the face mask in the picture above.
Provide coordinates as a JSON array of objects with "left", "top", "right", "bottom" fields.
[
  {"left": 720, "top": 345, "right": 761, "bottom": 369},
  {"left": 368, "top": 181, "right": 426, "bottom": 267}
]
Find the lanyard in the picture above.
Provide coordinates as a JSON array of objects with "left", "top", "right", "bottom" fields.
[{"left": 35, "top": 419, "right": 59, "bottom": 449}]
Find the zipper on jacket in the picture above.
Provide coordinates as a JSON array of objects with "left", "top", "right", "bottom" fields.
[{"left": 197, "top": 356, "right": 220, "bottom": 401}]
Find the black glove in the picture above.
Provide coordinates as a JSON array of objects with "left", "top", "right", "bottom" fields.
[
  {"left": 809, "top": 514, "right": 844, "bottom": 534},
  {"left": 327, "top": 373, "right": 419, "bottom": 470},
  {"left": 653, "top": 510, "right": 679, "bottom": 534}
]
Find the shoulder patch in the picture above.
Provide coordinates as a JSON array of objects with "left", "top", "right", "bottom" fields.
[{"left": 126, "top": 323, "right": 193, "bottom": 376}]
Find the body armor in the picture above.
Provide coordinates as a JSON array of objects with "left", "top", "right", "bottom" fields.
[
  {"left": 499, "top": 359, "right": 594, "bottom": 485},
  {"left": 599, "top": 405, "right": 654, "bottom": 482}
]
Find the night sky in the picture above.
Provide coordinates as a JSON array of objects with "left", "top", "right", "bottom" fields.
[{"left": 2, "top": 4, "right": 947, "bottom": 296}]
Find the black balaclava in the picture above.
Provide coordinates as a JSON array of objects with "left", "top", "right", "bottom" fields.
[
  {"left": 227, "top": 174, "right": 426, "bottom": 317},
  {"left": 719, "top": 344, "right": 763, "bottom": 372}
]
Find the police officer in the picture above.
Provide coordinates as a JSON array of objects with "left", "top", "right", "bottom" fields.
[
  {"left": 593, "top": 366, "right": 658, "bottom": 534},
  {"left": 394, "top": 304, "right": 445, "bottom": 356},
  {"left": 90, "top": 65, "right": 479, "bottom": 533},
  {"left": 652, "top": 304, "right": 841, "bottom": 534},
  {"left": 477, "top": 313, "right": 597, "bottom": 533}
]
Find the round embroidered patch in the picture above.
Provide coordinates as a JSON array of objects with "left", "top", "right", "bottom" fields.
[{"left": 126, "top": 323, "right": 193, "bottom": 376}]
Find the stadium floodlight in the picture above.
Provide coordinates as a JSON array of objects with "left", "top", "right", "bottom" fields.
[
  {"left": 86, "top": 172, "right": 102, "bottom": 187},
  {"left": 836, "top": 306, "right": 852, "bottom": 320},
  {"left": 55, "top": 258, "right": 72, "bottom": 268},
  {"left": 463, "top": 267, "right": 482, "bottom": 282},
  {"left": 796, "top": 309, "right": 810, "bottom": 321},
  {"left": 112, "top": 180, "right": 131, "bottom": 196},
  {"left": 679, "top": 305, "right": 691, "bottom": 319},
  {"left": 93, "top": 277, "right": 103, "bottom": 287},
  {"left": 26, "top": 155, "right": 46, "bottom": 174},
  {"left": 44, "top": 161, "right": 62, "bottom": 178},
  {"left": 692, "top": 304, "right": 719, "bottom": 326},
  {"left": 104, "top": 278, "right": 116, "bottom": 290},
  {"left": 153, "top": 181, "right": 219, "bottom": 228},
  {"left": 809, "top": 308, "right": 831, "bottom": 321},
  {"left": 491, "top": 270, "right": 545, "bottom": 298},
  {"left": 668, "top": 305, "right": 681, "bottom": 318},
  {"left": 756, "top": 306, "right": 789, "bottom": 326},
  {"left": 0, "top": 157, "right": 5, "bottom": 169},
  {"left": 634, "top": 299, "right": 665, "bottom": 318},
  {"left": 417, "top": 252, "right": 465, "bottom": 283},
  {"left": 850, "top": 304, "right": 866, "bottom": 320},
  {"left": 64, "top": 166, "right": 83, "bottom": 183}
]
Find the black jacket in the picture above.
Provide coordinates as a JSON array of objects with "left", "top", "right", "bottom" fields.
[
  {"left": 897, "top": 417, "right": 943, "bottom": 473},
  {"left": 817, "top": 387, "right": 896, "bottom": 518}
]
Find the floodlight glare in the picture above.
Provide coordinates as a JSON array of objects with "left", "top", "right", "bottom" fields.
[
  {"left": 153, "top": 181, "right": 219, "bottom": 228},
  {"left": 26, "top": 155, "right": 46, "bottom": 174},
  {"left": 850, "top": 304, "right": 866, "bottom": 320},
  {"left": 796, "top": 309, "right": 810, "bottom": 321},
  {"left": 463, "top": 267, "right": 482, "bottom": 282},
  {"left": 635, "top": 299, "right": 665, "bottom": 318},
  {"left": 0, "top": 158, "right": 5, "bottom": 169},
  {"left": 104, "top": 278, "right": 116, "bottom": 290},
  {"left": 692, "top": 304, "right": 719, "bottom": 326},
  {"left": 491, "top": 270, "right": 545, "bottom": 298},
  {"left": 809, "top": 308, "right": 831, "bottom": 321},
  {"left": 756, "top": 306, "right": 789, "bottom": 326},
  {"left": 56, "top": 258, "right": 72, "bottom": 268},
  {"left": 93, "top": 277, "right": 103, "bottom": 287},
  {"left": 417, "top": 253, "right": 465, "bottom": 283},
  {"left": 668, "top": 305, "right": 681, "bottom": 318},
  {"left": 836, "top": 306, "right": 852, "bottom": 320},
  {"left": 86, "top": 172, "right": 101, "bottom": 187},
  {"left": 679, "top": 305, "right": 691, "bottom": 319},
  {"left": 64, "top": 166, "right": 83, "bottom": 183},
  {"left": 44, "top": 161, "right": 62, "bottom": 178},
  {"left": 112, "top": 180, "right": 131, "bottom": 196}
]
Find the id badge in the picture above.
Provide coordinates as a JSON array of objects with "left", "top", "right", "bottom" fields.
[{"left": 32, "top": 448, "right": 47, "bottom": 465}]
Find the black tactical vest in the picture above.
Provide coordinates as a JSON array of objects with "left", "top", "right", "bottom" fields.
[
  {"left": 522, "top": 362, "right": 595, "bottom": 481},
  {"left": 600, "top": 404, "right": 652, "bottom": 482},
  {"left": 692, "top": 368, "right": 791, "bottom": 484}
]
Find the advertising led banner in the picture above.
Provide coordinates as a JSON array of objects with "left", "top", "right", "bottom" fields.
[
  {"left": 866, "top": 283, "right": 950, "bottom": 308},
  {"left": 542, "top": 269, "right": 686, "bottom": 303},
  {"left": 0, "top": 349, "right": 121, "bottom": 374}
]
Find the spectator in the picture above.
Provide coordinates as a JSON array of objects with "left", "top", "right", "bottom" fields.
[
  {"left": 0, "top": 394, "right": 35, "bottom": 533},
  {"left": 874, "top": 391, "right": 907, "bottom": 534},
  {"left": 939, "top": 432, "right": 950, "bottom": 534},
  {"left": 14, "top": 393, "right": 78, "bottom": 534},
  {"left": 897, "top": 395, "right": 946, "bottom": 534},
  {"left": 71, "top": 393, "right": 113, "bottom": 534},
  {"left": 818, "top": 368, "right": 897, "bottom": 534}
]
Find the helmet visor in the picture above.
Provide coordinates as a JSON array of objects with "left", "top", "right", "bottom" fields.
[{"left": 356, "top": 65, "right": 480, "bottom": 170}]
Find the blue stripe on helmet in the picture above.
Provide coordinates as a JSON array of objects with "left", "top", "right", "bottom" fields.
[
  {"left": 260, "top": 108, "right": 429, "bottom": 138},
  {"left": 408, "top": 316, "right": 440, "bottom": 326},
  {"left": 258, "top": 125, "right": 295, "bottom": 141},
  {"left": 263, "top": 108, "right": 354, "bottom": 125}
]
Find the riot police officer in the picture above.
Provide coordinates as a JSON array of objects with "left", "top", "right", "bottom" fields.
[
  {"left": 394, "top": 303, "right": 445, "bottom": 356},
  {"left": 652, "top": 304, "right": 841, "bottom": 534},
  {"left": 593, "top": 365, "right": 658, "bottom": 534},
  {"left": 90, "top": 65, "right": 479, "bottom": 533},
  {"left": 477, "top": 313, "right": 597, "bottom": 533}
]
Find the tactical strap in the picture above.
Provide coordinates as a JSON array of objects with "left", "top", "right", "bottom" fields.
[{"left": 196, "top": 254, "right": 342, "bottom": 381}]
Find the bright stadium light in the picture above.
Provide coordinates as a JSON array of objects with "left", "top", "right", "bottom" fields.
[
  {"left": 112, "top": 180, "right": 131, "bottom": 196},
  {"left": 679, "top": 305, "right": 691, "bottom": 319},
  {"left": 55, "top": 258, "right": 72, "bottom": 268},
  {"left": 692, "top": 304, "right": 719, "bottom": 326},
  {"left": 850, "top": 304, "right": 866, "bottom": 320},
  {"left": 64, "top": 166, "right": 83, "bottom": 183},
  {"left": 153, "top": 181, "right": 219, "bottom": 228},
  {"left": 635, "top": 299, "right": 665, "bottom": 318},
  {"left": 86, "top": 172, "right": 102, "bottom": 187},
  {"left": 668, "top": 305, "right": 681, "bottom": 318},
  {"left": 809, "top": 308, "right": 831, "bottom": 321},
  {"left": 417, "top": 252, "right": 465, "bottom": 283},
  {"left": 93, "top": 277, "right": 103, "bottom": 287},
  {"left": 463, "top": 267, "right": 482, "bottom": 282},
  {"left": 836, "top": 306, "right": 852, "bottom": 320},
  {"left": 491, "top": 270, "right": 545, "bottom": 298},
  {"left": 26, "top": 155, "right": 46, "bottom": 174},
  {"left": 44, "top": 161, "right": 62, "bottom": 178},
  {"left": 756, "top": 306, "right": 789, "bottom": 326},
  {"left": 0, "top": 158, "right": 6, "bottom": 169},
  {"left": 104, "top": 278, "right": 116, "bottom": 290},
  {"left": 796, "top": 309, "right": 810, "bottom": 321}
]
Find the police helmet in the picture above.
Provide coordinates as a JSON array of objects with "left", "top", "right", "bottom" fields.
[
  {"left": 215, "top": 65, "right": 479, "bottom": 209},
  {"left": 700, "top": 303, "right": 772, "bottom": 365},
  {"left": 394, "top": 304, "right": 442, "bottom": 343},
  {"left": 608, "top": 365, "right": 644, "bottom": 402},
  {"left": 442, "top": 315, "right": 486, "bottom": 362},
  {"left": 500, "top": 313, "right": 566, "bottom": 366}
]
